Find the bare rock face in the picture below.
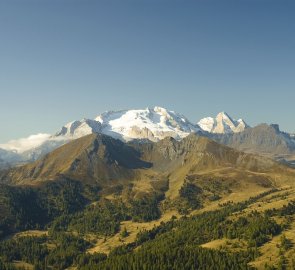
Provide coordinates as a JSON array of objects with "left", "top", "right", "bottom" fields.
[
  {"left": 198, "top": 112, "right": 248, "bottom": 134},
  {"left": 127, "top": 126, "right": 157, "bottom": 141},
  {"left": 211, "top": 124, "right": 295, "bottom": 155}
]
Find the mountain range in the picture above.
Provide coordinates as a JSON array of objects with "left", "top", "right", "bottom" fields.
[
  {"left": 2, "top": 132, "right": 294, "bottom": 199},
  {"left": 0, "top": 106, "right": 294, "bottom": 168},
  {"left": 1, "top": 107, "right": 295, "bottom": 270}
]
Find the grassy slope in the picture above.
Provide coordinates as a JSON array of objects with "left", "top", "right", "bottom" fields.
[{"left": 198, "top": 187, "right": 295, "bottom": 269}]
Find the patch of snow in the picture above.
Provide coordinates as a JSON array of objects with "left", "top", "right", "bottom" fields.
[
  {"left": 55, "top": 119, "right": 101, "bottom": 139},
  {"left": 198, "top": 117, "right": 215, "bottom": 132}
]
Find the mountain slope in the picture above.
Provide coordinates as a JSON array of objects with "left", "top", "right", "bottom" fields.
[
  {"left": 0, "top": 149, "right": 20, "bottom": 169},
  {"left": 210, "top": 124, "right": 295, "bottom": 163},
  {"left": 1, "top": 134, "right": 152, "bottom": 185},
  {"left": 2, "top": 133, "right": 294, "bottom": 199},
  {"left": 137, "top": 134, "right": 294, "bottom": 199}
]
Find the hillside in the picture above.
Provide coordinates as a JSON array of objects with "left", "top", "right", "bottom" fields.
[
  {"left": 1, "top": 134, "right": 152, "bottom": 186},
  {"left": 1, "top": 133, "right": 295, "bottom": 269}
]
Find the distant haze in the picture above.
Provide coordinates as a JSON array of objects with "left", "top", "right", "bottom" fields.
[{"left": 0, "top": 0, "right": 294, "bottom": 143}]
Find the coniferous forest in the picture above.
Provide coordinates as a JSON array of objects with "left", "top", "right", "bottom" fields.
[{"left": 1, "top": 180, "right": 293, "bottom": 270}]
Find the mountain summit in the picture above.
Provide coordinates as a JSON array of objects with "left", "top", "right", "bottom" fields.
[
  {"left": 54, "top": 106, "right": 200, "bottom": 142},
  {"left": 198, "top": 112, "right": 248, "bottom": 134}
]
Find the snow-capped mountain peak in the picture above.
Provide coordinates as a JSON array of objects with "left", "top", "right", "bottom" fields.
[
  {"left": 198, "top": 112, "right": 249, "bottom": 134},
  {"left": 94, "top": 106, "right": 200, "bottom": 142},
  {"left": 52, "top": 106, "right": 200, "bottom": 143}
]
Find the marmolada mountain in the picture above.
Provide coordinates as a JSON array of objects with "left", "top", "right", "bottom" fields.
[{"left": 1, "top": 106, "right": 295, "bottom": 270}]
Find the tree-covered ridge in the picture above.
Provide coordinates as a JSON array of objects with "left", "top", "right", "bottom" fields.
[
  {"left": 91, "top": 245, "right": 253, "bottom": 270},
  {"left": 0, "top": 232, "right": 91, "bottom": 270},
  {"left": 225, "top": 212, "right": 281, "bottom": 247},
  {"left": 0, "top": 179, "right": 92, "bottom": 238},
  {"left": 50, "top": 199, "right": 129, "bottom": 236},
  {"left": 265, "top": 200, "right": 295, "bottom": 217},
  {"left": 0, "top": 188, "right": 287, "bottom": 270},
  {"left": 0, "top": 177, "right": 166, "bottom": 239}
]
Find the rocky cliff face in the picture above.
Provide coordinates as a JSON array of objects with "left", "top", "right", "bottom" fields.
[{"left": 211, "top": 124, "right": 295, "bottom": 157}]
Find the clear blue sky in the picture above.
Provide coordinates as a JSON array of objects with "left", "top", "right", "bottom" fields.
[{"left": 0, "top": 0, "right": 294, "bottom": 142}]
